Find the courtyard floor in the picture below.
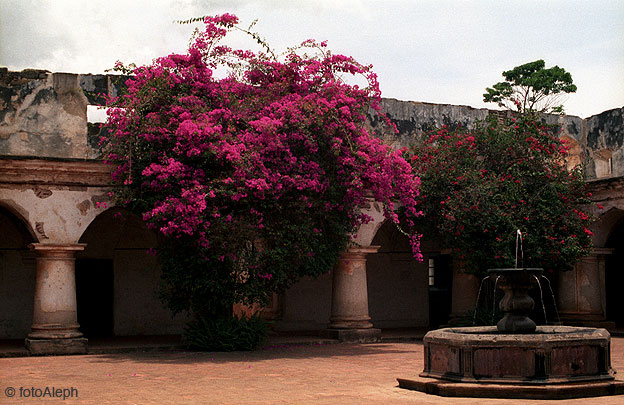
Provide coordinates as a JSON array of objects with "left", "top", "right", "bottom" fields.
[{"left": 1, "top": 334, "right": 624, "bottom": 404}]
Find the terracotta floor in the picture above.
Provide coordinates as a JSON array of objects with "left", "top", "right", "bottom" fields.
[{"left": 1, "top": 335, "right": 624, "bottom": 404}]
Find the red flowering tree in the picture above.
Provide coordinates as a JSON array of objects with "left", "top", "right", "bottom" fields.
[
  {"left": 408, "top": 114, "right": 594, "bottom": 277},
  {"left": 104, "top": 14, "right": 422, "bottom": 324}
]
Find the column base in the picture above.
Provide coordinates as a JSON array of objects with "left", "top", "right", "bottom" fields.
[
  {"left": 25, "top": 337, "right": 88, "bottom": 355},
  {"left": 321, "top": 328, "right": 381, "bottom": 342},
  {"left": 28, "top": 323, "right": 83, "bottom": 339},
  {"left": 328, "top": 319, "right": 374, "bottom": 329}
]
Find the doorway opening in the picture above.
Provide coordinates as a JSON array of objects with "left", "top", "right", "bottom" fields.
[
  {"left": 76, "top": 259, "right": 114, "bottom": 338},
  {"left": 428, "top": 254, "right": 453, "bottom": 328},
  {"left": 606, "top": 217, "right": 624, "bottom": 326}
]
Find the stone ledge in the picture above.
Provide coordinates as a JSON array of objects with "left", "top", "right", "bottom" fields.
[
  {"left": 397, "top": 377, "right": 624, "bottom": 399},
  {"left": 25, "top": 338, "right": 88, "bottom": 355},
  {"left": 0, "top": 158, "right": 112, "bottom": 187},
  {"left": 321, "top": 328, "right": 381, "bottom": 343}
]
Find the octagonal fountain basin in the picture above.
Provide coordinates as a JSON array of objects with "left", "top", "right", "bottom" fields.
[{"left": 419, "top": 325, "right": 614, "bottom": 384}]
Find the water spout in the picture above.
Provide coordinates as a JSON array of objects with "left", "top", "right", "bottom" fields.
[
  {"left": 541, "top": 275, "right": 562, "bottom": 325},
  {"left": 473, "top": 276, "right": 490, "bottom": 326},
  {"left": 532, "top": 275, "right": 547, "bottom": 324},
  {"left": 515, "top": 229, "right": 524, "bottom": 269},
  {"left": 492, "top": 275, "right": 501, "bottom": 323}
]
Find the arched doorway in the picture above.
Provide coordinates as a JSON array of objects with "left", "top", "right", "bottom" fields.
[
  {"left": 605, "top": 213, "right": 624, "bottom": 326},
  {"left": 76, "top": 208, "right": 187, "bottom": 338},
  {"left": 367, "top": 221, "right": 433, "bottom": 328},
  {"left": 0, "top": 205, "right": 37, "bottom": 339}
]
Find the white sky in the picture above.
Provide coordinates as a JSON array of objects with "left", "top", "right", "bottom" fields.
[{"left": 1, "top": 0, "right": 622, "bottom": 118}]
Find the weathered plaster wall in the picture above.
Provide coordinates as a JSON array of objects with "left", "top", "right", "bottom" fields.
[
  {"left": 368, "top": 99, "right": 490, "bottom": 148},
  {"left": 369, "top": 99, "right": 621, "bottom": 181},
  {"left": 0, "top": 159, "right": 112, "bottom": 245},
  {"left": 0, "top": 68, "right": 126, "bottom": 159},
  {"left": 368, "top": 98, "right": 584, "bottom": 146},
  {"left": 1, "top": 69, "right": 90, "bottom": 159},
  {"left": 584, "top": 108, "right": 624, "bottom": 179},
  {"left": 1, "top": 68, "right": 622, "bottom": 181}
]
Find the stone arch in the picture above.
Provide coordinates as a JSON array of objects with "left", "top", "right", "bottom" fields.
[
  {"left": 0, "top": 200, "right": 38, "bottom": 243},
  {"left": 352, "top": 200, "right": 388, "bottom": 247},
  {"left": 69, "top": 196, "right": 116, "bottom": 245},
  {"left": 366, "top": 220, "right": 429, "bottom": 328},
  {"left": 75, "top": 208, "right": 187, "bottom": 337},
  {"left": 592, "top": 207, "right": 624, "bottom": 248},
  {"left": 77, "top": 207, "right": 156, "bottom": 258},
  {"left": 0, "top": 203, "right": 38, "bottom": 338}
]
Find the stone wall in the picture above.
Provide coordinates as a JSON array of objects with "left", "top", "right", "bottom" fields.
[
  {"left": 585, "top": 108, "right": 624, "bottom": 179},
  {"left": 368, "top": 98, "right": 622, "bottom": 181},
  {"left": 0, "top": 68, "right": 126, "bottom": 160},
  {"left": 367, "top": 99, "right": 490, "bottom": 147},
  {"left": 1, "top": 68, "right": 622, "bottom": 182}
]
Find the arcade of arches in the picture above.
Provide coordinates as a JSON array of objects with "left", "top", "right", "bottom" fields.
[
  {"left": 0, "top": 158, "right": 445, "bottom": 353},
  {"left": 1, "top": 69, "right": 622, "bottom": 354},
  {"left": 2, "top": 157, "right": 624, "bottom": 354}
]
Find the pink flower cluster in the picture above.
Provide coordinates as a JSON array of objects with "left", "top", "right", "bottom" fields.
[{"left": 105, "top": 14, "right": 423, "bottom": 263}]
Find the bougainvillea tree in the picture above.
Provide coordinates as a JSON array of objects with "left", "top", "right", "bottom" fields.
[
  {"left": 104, "top": 14, "right": 422, "bottom": 321},
  {"left": 408, "top": 114, "right": 594, "bottom": 278}
]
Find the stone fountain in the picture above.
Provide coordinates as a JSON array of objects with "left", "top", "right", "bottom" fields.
[{"left": 398, "top": 235, "right": 624, "bottom": 399}]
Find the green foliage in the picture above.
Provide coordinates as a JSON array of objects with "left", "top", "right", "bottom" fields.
[
  {"left": 156, "top": 238, "right": 240, "bottom": 319},
  {"left": 184, "top": 314, "right": 270, "bottom": 351},
  {"left": 483, "top": 60, "right": 577, "bottom": 114},
  {"left": 409, "top": 114, "right": 595, "bottom": 278}
]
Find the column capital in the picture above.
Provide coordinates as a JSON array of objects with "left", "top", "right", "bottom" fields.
[
  {"left": 343, "top": 245, "right": 381, "bottom": 257},
  {"left": 28, "top": 243, "right": 87, "bottom": 260},
  {"left": 28, "top": 243, "right": 87, "bottom": 252}
]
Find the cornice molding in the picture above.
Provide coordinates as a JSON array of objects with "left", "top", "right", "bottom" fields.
[{"left": 0, "top": 158, "right": 113, "bottom": 187}]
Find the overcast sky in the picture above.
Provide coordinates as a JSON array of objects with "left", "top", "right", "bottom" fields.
[{"left": 1, "top": 0, "right": 622, "bottom": 117}]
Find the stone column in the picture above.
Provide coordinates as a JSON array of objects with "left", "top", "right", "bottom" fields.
[
  {"left": 323, "top": 245, "right": 381, "bottom": 342},
  {"left": 25, "top": 243, "right": 88, "bottom": 354}
]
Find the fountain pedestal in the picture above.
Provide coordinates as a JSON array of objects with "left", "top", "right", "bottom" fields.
[{"left": 489, "top": 268, "right": 543, "bottom": 333}]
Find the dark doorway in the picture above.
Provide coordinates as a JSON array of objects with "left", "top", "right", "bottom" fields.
[
  {"left": 428, "top": 254, "right": 453, "bottom": 328},
  {"left": 76, "top": 259, "right": 114, "bottom": 337},
  {"left": 367, "top": 221, "right": 430, "bottom": 328},
  {"left": 0, "top": 205, "right": 36, "bottom": 338},
  {"left": 606, "top": 219, "right": 624, "bottom": 326}
]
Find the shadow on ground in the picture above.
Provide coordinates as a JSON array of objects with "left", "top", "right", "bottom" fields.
[{"left": 85, "top": 342, "right": 421, "bottom": 365}]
